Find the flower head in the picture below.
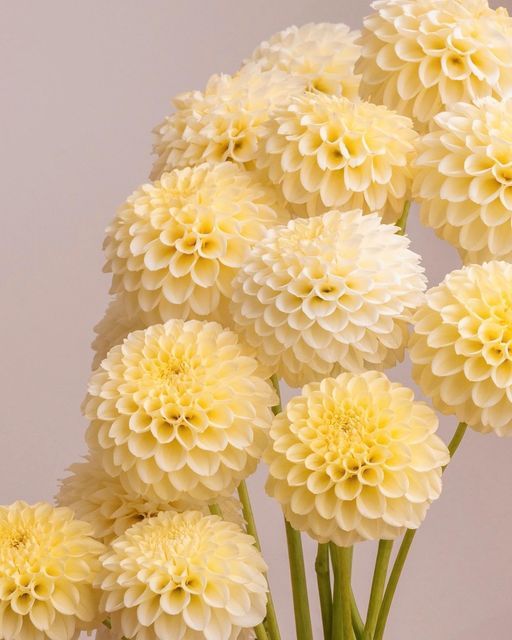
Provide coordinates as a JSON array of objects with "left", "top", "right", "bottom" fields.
[
  {"left": 410, "top": 261, "right": 512, "bottom": 436},
  {"left": 84, "top": 319, "right": 276, "bottom": 501},
  {"left": 99, "top": 511, "right": 267, "bottom": 640},
  {"left": 257, "top": 92, "right": 417, "bottom": 219},
  {"left": 265, "top": 372, "right": 449, "bottom": 546},
  {"left": 414, "top": 98, "right": 512, "bottom": 263},
  {"left": 230, "top": 210, "right": 426, "bottom": 387},
  {"left": 0, "top": 501, "right": 104, "bottom": 640}
]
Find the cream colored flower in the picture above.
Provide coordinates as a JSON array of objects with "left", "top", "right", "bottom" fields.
[
  {"left": 104, "top": 163, "right": 288, "bottom": 324},
  {"left": 410, "top": 261, "right": 512, "bottom": 436},
  {"left": 266, "top": 371, "right": 449, "bottom": 546},
  {"left": 84, "top": 319, "right": 276, "bottom": 502},
  {"left": 257, "top": 92, "right": 417, "bottom": 220},
  {"left": 57, "top": 456, "right": 245, "bottom": 544},
  {"left": 357, "top": 0, "right": 512, "bottom": 130},
  {"left": 230, "top": 210, "right": 426, "bottom": 387},
  {"left": 246, "top": 22, "right": 361, "bottom": 98},
  {"left": 99, "top": 511, "right": 267, "bottom": 640},
  {"left": 150, "top": 65, "right": 306, "bottom": 178},
  {"left": 414, "top": 98, "right": 512, "bottom": 263},
  {"left": 0, "top": 501, "right": 104, "bottom": 640}
]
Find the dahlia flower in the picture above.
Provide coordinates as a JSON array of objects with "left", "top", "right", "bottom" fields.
[
  {"left": 104, "top": 163, "right": 288, "bottom": 324},
  {"left": 84, "top": 319, "right": 276, "bottom": 501},
  {"left": 410, "top": 261, "right": 512, "bottom": 436},
  {"left": 357, "top": 0, "right": 512, "bottom": 130},
  {"left": 414, "top": 98, "right": 512, "bottom": 263},
  {"left": 230, "top": 210, "right": 426, "bottom": 387},
  {"left": 265, "top": 371, "right": 449, "bottom": 546},
  {"left": 0, "top": 501, "right": 104, "bottom": 640},
  {"left": 246, "top": 22, "right": 361, "bottom": 98},
  {"left": 99, "top": 511, "right": 268, "bottom": 640}
]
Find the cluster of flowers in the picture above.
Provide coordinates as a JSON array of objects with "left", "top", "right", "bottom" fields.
[{"left": 3, "top": 1, "right": 512, "bottom": 639}]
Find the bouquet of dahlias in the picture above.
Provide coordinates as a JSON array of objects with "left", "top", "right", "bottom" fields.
[{"left": 3, "top": 1, "right": 512, "bottom": 639}]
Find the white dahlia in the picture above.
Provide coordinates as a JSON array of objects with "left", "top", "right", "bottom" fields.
[
  {"left": 414, "top": 98, "right": 512, "bottom": 263},
  {"left": 230, "top": 210, "right": 426, "bottom": 387},
  {"left": 104, "top": 163, "right": 288, "bottom": 324},
  {"left": 357, "top": 0, "right": 512, "bottom": 130},
  {"left": 84, "top": 319, "right": 276, "bottom": 502},
  {"left": 410, "top": 261, "right": 512, "bottom": 436},
  {"left": 257, "top": 92, "right": 417, "bottom": 220},
  {"left": 99, "top": 511, "right": 267, "bottom": 640},
  {"left": 266, "top": 372, "right": 449, "bottom": 546}
]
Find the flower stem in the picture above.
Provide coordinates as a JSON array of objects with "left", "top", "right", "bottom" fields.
[
  {"left": 331, "top": 544, "right": 354, "bottom": 640},
  {"left": 315, "top": 543, "right": 332, "bottom": 640},
  {"left": 285, "top": 519, "right": 314, "bottom": 640},
  {"left": 396, "top": 200, "right": 411, "bottom": 235},
  {"left": 270, "top": 374, "right": 282, "bottom": 414},
  {"left": 255, "top": 622, "right": 270, "bottom": 640},
  {"left": 208, "top": 503, "right": 223, "bottom": 517},
  {"left": 363, "top": 540, "right": 393, "bottom": 639},
  {"left": 350, "top": 589, "right": 364, "bottom": 640}
]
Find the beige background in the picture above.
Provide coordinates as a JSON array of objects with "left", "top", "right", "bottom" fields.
[{"left": 2, "top": 1, "right": 512, "bottom": 638}]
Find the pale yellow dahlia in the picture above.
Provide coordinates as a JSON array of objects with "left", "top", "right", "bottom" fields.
[
  {"left": 99, "top": 511, "right": 267, "bottom": 640},
  {"left": 150, "top": 65, "right": 306, "bottom": 178},
  {"left": 84, "top": 319, "right": 276, "bottom": 502},
  {"left": 414, "top": 98, "right": 512, "bottom": 263},
  {"left": 230, "top": 210, "right": 426, "bottom": 387},
  {"left": 410, "top": 261, "right": 512, "bottom": 436},
  {"left": 246, "top": 22, "right": 361, "bottom": 98},
  {"left": 104, "top": 163, "right": 288, "bottom": 324},
  {"left": 357, "top": 0, "right": 512, "bottom": 130},
  {"left": 257, "top": 92, "right": 417, "bottom": 220},
  {"left": 266, "top": 371, "right": 449, "bottom": 546},
  {"left": 0, "top": 501, "right": 104, "bottom": 640}
]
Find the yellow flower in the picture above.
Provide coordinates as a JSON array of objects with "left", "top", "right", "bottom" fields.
[
  {"left": 265, "top": 372, "right": 449, "bottom": 546},
  {"left": 0, "top": 501, "right": 104, "bottom": 640},
  {"left": 246, "top": 22, "right": 361, "bottom": 98},
  {"left": 257, "top": 92, "right": 417, "bottom": 219},
  {"left": 357, "top": 0, "right": 512, "bottom": 130},
  {"left": 414, "top": 98, "right": 512, "bottom": 263},
  {"left": 104, "top": 163, "right": 288, "bottom": 324},
  {"left": 99, "top": 511, "right": 268, "bottom": 640},
  {"left": 410, "top": 261, "right": 512, "bottom": 436},
  {"left": 230, "top": 210, "right": 426, "bottom": 387},
  {"left": 84, "top": 320, "right": 276, "bottom": 502}
]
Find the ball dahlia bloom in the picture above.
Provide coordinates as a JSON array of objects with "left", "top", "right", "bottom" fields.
[
  {"left": 410, "top": 261, "right": 512, "bottom": 436},
  {"left": 257, "top": 92, "right": 417, "bottom": 220},
  {"left": 230, "top": 210, "right": 426, "bottom": 387},
  {"left": 246, "top": 22, "right": 361, "bottom": 98},
  {"left": 104, "top": 163, "right": 288, "bottom": 324},
  {"left": 0, "top": 501, "right": 104, "bottom": 640},
  {"left": 99, "top": 511, "right": 268, "bottom": 640},
  {"left": 357, "top": 0, "right": 512, "bottom": 130},
  {"left": 265, "top": 372, "right": 449, "bottom": 546},
  {"left": 84, "top": 319, "right": 277, "bottom": 502},
  {"left": 414, "top": 98, "right": 512, "bottom": 263}
]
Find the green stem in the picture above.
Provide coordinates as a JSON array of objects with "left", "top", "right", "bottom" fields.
[
  {"left": 254, "top": 623, "right": 270, "bottom": 640},
  {"left": 363, "top": 540, "right": 394, "bottom": 639},
  {"left": 396, "top": 200, "right": 411, "bottom": 235},
  {"left": 270, "top": 374, "right": 282, "bottom": 415},
  {"left": 208, "top": 503, "right": 223, "bottom": 517},
  {"left": 315, "top": 543, "right": 332, "bottom": 640},
  {"left": 350, "top": 589, "right": 364, "bottom": 640},
  {"left": 331, "top": 544, "right": 354, "bottom": 640},
  {"left": 285, "top": 519, "right": 314, "bottom": 640}
]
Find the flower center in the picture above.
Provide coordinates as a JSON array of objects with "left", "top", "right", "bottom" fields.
[{"left": 324, "top": 406, "right": 366, "bottom": 452}]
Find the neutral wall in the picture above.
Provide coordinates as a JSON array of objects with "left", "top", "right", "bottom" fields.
[{"left": 2, "top": 1, "right": 512, "bottom": 638}]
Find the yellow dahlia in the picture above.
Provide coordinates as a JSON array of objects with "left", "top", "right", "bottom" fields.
[
  {"left": 246, "top": 22, "right": 361, "bottom": 98},
  {"left": 230, "top": 210, "right": 426, "bottom": 387},
  {"left": 357, "top": 0, "right": 512, "bottom": 130},
  {"left": 84, "top": 319, "right": 276, "bottom": 502},
  {"left": 150, "top": 65, "right": 306, "bottom": 178},
  {"left": 414, "top": 98, "right": 512, "bottom": 262},
  {"left": 104, "top": 163, "right": 288, "bottom": 324},
  {"left": 257, "top": 92, "right": 417, "bottom": 220},
  {"left": 410, "top": 261, "right": 512, "bottom": 436},
  {"left": 0, "top": 501, "right": 104, "bottom": 640},
  {"left": 99, "top": 511, "right": 268, "bottom": 640},
  {"left": 266, "top": 371, "right": 449, "bottom": 546}
]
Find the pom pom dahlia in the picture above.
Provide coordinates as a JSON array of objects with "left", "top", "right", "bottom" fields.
[
  {"left": 230, "top": 210, "right": 426, "bottom": 387},
  {"left": 265, "top": 372, "right": 449, "bottom": 546},
  {"left": 410, "top": 261, "right": 512, "bottom": 436},
  {"left": 0, "top": 501, "right": 104, "bottom": 640},
  {"left": 84, "top": 319, "right": 277, "bottom": 502},
  {"left": 357, "top": 0, "right": 512, "bottom": 130},
  {"left": 414, "top": 98, "right": 512, "bottom": 263},
  {"left": 257, "top": 92, "right": 418, "bottom": 220},
  {"left": 99, "top": 511, "right": 268, "bottom": 640},
  {"left": 104, "top": 163, "right": 288, "bottom": 324}
]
